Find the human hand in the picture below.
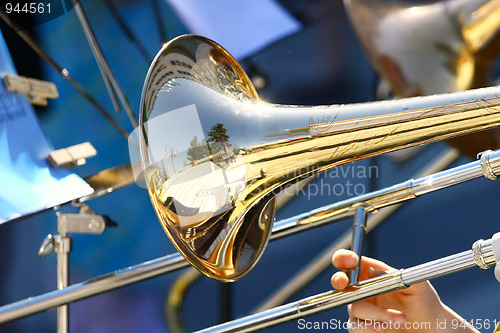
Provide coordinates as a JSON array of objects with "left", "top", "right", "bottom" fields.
[{"left": 330, "top": 249, "right": 479, "bottom": 333}]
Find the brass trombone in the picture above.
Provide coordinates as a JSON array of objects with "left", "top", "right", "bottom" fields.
[
  {"left": 0, "top": 147, "right": 498, "bottom": 324},
  {"left": 3, "top": 0, "right": 500, "bottom": 330},
  {"left": 138, "top": 34, "right": 500, "bottom": 282}
]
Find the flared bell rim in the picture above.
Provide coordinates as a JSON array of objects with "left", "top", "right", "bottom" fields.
[
  {"left": 138, "top": 35, "right": 269, "bottom": 281},
  {"left": 140, "top": 34, "right": 259, "bottom": 127}
]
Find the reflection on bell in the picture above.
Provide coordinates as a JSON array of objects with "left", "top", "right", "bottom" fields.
[{"left": 139, "top": 35, "right": 500, "bottom": 281}]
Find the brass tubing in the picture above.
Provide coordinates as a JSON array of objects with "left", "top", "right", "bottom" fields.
[
  {"left": 195, "top": 239, "right": 496, "bottom": 333},
  {"left": 0, "top": 149, "right": 498, "bottom": 324}
]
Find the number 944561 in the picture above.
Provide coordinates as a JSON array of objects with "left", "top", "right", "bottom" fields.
[{"left": 5, "top": 2, "right": 51, "bottom": 14}]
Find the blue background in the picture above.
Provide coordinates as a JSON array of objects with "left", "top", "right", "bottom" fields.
[{"left": 0, "top": 1, "right": 499, "bottom": 332}]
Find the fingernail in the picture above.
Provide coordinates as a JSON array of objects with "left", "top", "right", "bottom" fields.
[
  {"left": 346, "top": 256, "right": 357, "bottom": 267},
  {"left": 331, "top": 275, "right": 338, "bottom": 287},
  {"left": 367, "top": 267, "right": 386, "bottom": 278}
]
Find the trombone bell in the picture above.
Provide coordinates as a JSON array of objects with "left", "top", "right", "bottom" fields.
[{"left": 139, "top": 34, "right": 500, "bottom": 281}]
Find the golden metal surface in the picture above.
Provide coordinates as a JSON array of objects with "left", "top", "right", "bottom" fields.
[
  {"left": 344, "top": 0, "right": 500, "bottom": 157},
  {"left": 81, "top": 164, "right": 135, "bottom": 201},
  {"left": 139, "top": 35, "right": 500, "bottom": 281},
  {"left": 344, "top": 0, "right": 500, "bottom": 95}
]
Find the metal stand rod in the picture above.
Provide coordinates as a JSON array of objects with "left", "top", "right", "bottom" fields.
[
  {"left": 56, "top": 235, "right": 71, "bottom": 333},
  {"left": 0, "top": 149, "right": 498, "bottom": 323},
  {"left": 195, "top": 237, "right": 498, "bottom": 333},
  {"left": 349, "top": 206, "right": 367, "bottom": 284},
  {"left": 75, "top": 0, "right": 120, "bottom": 114},
  {"left": 72, "top": 0, "right": 138, "bottom": 128}
]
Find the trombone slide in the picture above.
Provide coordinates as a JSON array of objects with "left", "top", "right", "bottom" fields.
[
  {"left": 272, "top": 149, "right": 500, "bottom": 239},
  {"left": 196, "top": 235, "right": 500, "bottom": 333},
  {"left": 0, "top": 148, "right": 499, "bottom": 324}
]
